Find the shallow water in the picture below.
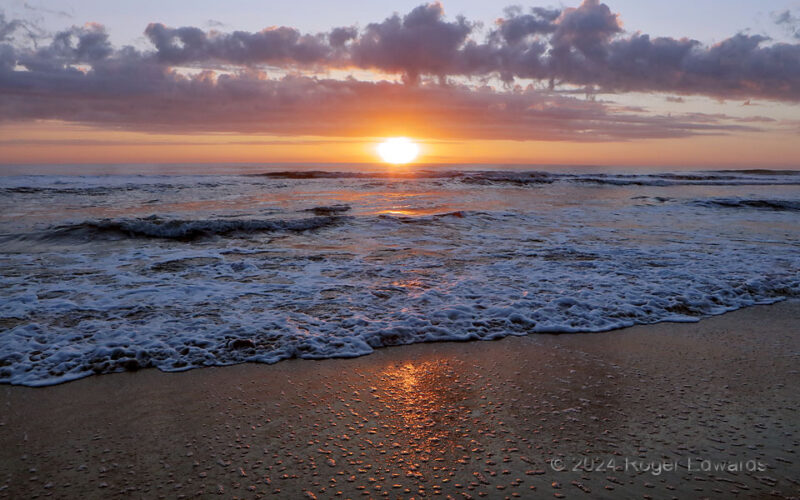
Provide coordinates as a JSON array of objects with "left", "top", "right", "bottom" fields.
[{"left": 1, "top": 166, "right": 799, "bottom": 385}]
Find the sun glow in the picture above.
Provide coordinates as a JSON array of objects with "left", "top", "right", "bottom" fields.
[{"left": 377, "top": 137, "right": 419, "bottom": 164}]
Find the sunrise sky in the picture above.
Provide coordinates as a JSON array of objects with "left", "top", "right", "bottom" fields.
[{"left": 1, "top": 0, "right": 799, "bottom": 167}]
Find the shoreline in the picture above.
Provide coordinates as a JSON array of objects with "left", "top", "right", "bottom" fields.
[
  {"left": 1, "top": 301, "right": 799, "bottom": 498},
  {"left": 3, "top": 299, "right": 791, "bottom": 389}
]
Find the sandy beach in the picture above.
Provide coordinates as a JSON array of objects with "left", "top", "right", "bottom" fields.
[{"left": 1, "top": 301, "right": 798, "bottom": 499}]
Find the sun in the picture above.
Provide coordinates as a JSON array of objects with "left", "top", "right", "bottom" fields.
[{"left": 377, "top": 137, "right": 419, "bottom": 164}]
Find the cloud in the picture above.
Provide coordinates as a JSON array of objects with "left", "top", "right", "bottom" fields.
[
  {"left": 550, "top": 0, "right": 621, "bottom": 59},
  {"left": 329, "top": 26, "right": 357, "bottom": 48},
  {"left": 144, "top": 22, "right": 339, "bottom": 66},
  {"left": 0, "top": 57, "right": 758, "bottom": 142},
  {"left": 774, "top": 10, "right": 800, "bottom": 39},
  {"left": 0, "top": 12, "right": 22, "bottom": 42},
  {"left": 349, "top": 2, "right": 473, "bottom": 81},
  {"left": 475, "top": 4, "right": 800, "bottom": 101},
  {"left": 493, "top": 6, "right": 559, "bottom": 44},
  {"left": 44, "top": 23, "right": 112, "bottom": 62},
  {"left": 205, "top": 19, "right": 226, "bottom": 29},
  {"left": 0, "top": 137, "right": 362, "bottom": 147},
  {"left": 0, "top": 2, "right": 795, "bottom": 141},
  {"left": 132, "top": 1, "right": 800, "bottom": 100}
]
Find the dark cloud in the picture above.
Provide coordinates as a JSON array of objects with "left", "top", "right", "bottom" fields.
[
  {"left": 45, "top": 23, "right": 113, "bottom": 62},
  {"left": 328, "top": 26, "right": 357, "bottom": 48},
  {"left": 144, "top": 23, "right": 336, "bottom": 65},
  {"left": 493, "top": 6, "right": 559, "bottom": 44},
  {"left": 775, "top": 10, "right": 793, "bottom": 25},
  {"left": 0, "top": 2, "right": 795, "bottom": 141},
  {"left": 4, "top": 1, "right": 788, "bottom": 101},
  {"left": 129, "top": 1, "right": 800, "bottom": 100},
  {"left": 774, "top": 10, "right": 800, "bottom": 39},
  {"left": 481, "top": 4, "right": 800, "bottom": 101},
  {"left": 548, "top": 32, "right": 800, "bottom": 101},
  {"left": 0, "top": 49, "right": 758, "bottom": 142},
  {"left": 349, "top": 2, "right": 473, "bottom": 81},
  {"left": 0, "top": 137, "right": 360, "bottom": 146},
  {"left": 0, "top": 12, "right": 23, "bottom": 42},
  {"left": 735, "top": 115, "right": 775, "bottom": 123},
  {"left": 550, "top": 0, "right": 621, "bottom": 59}
]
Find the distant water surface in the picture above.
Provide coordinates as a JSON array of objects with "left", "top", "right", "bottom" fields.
[{"left": 1, "top": 165, "right": 798, "bottom": 385}]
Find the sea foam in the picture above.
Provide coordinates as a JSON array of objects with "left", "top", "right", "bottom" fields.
[{"left": 0, "top": 169, "right": 798, "bottom": 386}]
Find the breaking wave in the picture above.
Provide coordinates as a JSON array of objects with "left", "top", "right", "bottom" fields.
[
  {"left": 43, "top": 215, "right": 346, "bottom": 241},
  {"left": 694, "top": 198, "right": 800, "bottom": 211},
  {"left": 251, "top": 169, "right": 800, "bottom": 187},
  {"left": 301, "top": 204, "right": 352, "bottom": 216}
]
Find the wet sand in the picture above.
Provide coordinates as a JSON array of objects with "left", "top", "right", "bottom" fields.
[{"left": 1, "top": 301, "right": 799, "bottom": 499}]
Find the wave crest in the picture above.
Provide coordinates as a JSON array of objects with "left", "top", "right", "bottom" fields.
[
  {"left": 48, "top": 215, "right": 345, "bottom": 241},
  {"left": 694, "top": 198, "right": 800, "bottom": 211},
  {"left": 250, "top": 169, "right": 800, "bottom": 187}
]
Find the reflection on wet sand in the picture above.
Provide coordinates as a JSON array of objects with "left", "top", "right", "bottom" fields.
[
  {"left": 369, "top": 359, "right": 478, "bottom": 494},
  {"left": 379, "top": 361, "right": 467, "bottom": 454}
]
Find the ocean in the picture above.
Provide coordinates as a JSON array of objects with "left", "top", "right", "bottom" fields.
[{"left": 1, "top": 165, "right": 798, "bottom": 386}]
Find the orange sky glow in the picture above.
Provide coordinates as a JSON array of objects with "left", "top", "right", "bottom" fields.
[{"left": 2, "top": 121, "right": 799, "bottom": 168}]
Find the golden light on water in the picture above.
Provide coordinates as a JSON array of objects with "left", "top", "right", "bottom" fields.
[{"left": 377, "top": 137, "right": 419, "bottom": 164}]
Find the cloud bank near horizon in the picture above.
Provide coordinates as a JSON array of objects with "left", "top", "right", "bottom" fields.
[{"left": 0, "top": 1, "right": 798, "bottom": 141}]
